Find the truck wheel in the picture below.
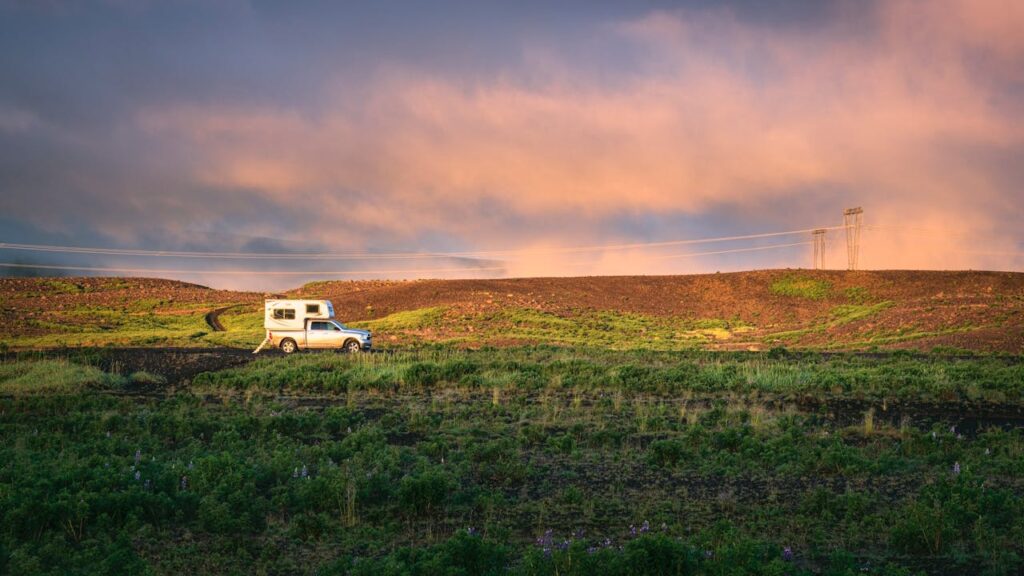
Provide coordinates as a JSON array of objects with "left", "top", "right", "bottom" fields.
[
  {"left": 280, "top": 339, "right": 298, "bottom": 354},
  {"left": 343, "top": 339, "right": 362, "bottom": 354}
]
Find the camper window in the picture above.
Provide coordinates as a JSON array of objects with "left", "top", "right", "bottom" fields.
[
  {"left": 306, "top": 304, "right": 320, "bottom": 314},
  {"left": 273, "top": 308, "right": 296, "bottom": 320}
]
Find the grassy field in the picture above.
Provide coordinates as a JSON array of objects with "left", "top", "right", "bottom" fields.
[
  {"left": 0, "top": 299, "right": 993, "bottom": 353},
  {"left": 3, "top": 270, "right": 1022, "bottom": 353},
  {"left": 2, "top": 348, "right": 1023, "bottom": 575},
  {"left": 0, "top": 305, "right": 762, "bottom": 351},
  {"left": 1, "top": 272, "right": 1022, "bottom": 574}
]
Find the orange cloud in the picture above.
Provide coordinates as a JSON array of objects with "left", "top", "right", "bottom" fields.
[{"left": 136, "top": 0, "right": 1024, "bottom": 274}]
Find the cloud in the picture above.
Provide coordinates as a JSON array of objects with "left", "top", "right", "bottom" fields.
[{"left": 3, "top": 0, "right": 1024, "bottom": 285}]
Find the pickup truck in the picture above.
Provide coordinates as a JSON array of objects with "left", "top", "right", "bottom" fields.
[{"left": 270, "top": 319, "right": 372, "bottom": 354}]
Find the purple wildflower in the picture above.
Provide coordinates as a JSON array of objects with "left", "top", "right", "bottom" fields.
[
  {"left": 134, "top": 470, "right": 141, "bottom": 481},
  {"left": 704, "top": 550, "right": 714, "bottom": 559},
  {"left": 783, "top": 547, "right": 794, "bottom": 561},
  {"left": 301, "top": 464, "right": 309, "bottom": 479},
  {"left": 536, "top": 529, "right": 554, "bottom": 555},
  {"left": 180, "top": 476, "right": 188, "bottom": 490},
  {"left": 630, "top": 524, "right": 637, "bottom": 536},
  {"left": 467, "top": 527, "right": 478, "bottom": 537},
  {"left": 134, "top": 449, "right": 141, "bottom": 464},
  {"left": 953, "top": 461, "right": 961, "bottom": 475},
  {"left": 640, "top": 520, "right": 650, "bottom": 533},
  {"left": 144, "top": 479, "right": 151, "bottom": 491},
  {"left": 293, "top": 467, "right": 299, "bottom": 479}
]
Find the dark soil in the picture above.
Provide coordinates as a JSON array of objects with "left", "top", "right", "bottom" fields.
[{"left": 3, "top": 347, "right": 270, "bottom": 384}]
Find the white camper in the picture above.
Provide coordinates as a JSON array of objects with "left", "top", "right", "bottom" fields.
[
  {"left": 254, "top": 299, "right": 371, "bottom": 354},
  {"left": 265, "top": 299, "right": 334, "bottom": 330}
]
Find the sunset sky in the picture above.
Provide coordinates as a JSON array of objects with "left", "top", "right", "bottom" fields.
[{"left": 1, "top": 0, "right": 1022, "bottom": 289}]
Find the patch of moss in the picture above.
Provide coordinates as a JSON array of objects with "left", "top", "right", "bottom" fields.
[{"left": 770, "top": 275, "right": 832, "bottom": 300}]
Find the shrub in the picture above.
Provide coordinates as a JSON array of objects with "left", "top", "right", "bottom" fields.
[
  {"left": 615, "top": 364, "right": 658, "bottom": 392},
  {"left": 398, "top": 470, "right": 452, "bottom": 518},
  {"left": 648, "top": 439, "right": 687, "bottom": 468},
  {"left": 403, "top": 362, "right": 442, "bottom": 389}
]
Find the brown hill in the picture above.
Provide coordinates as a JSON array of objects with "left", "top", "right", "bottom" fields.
[
  {"left": 291, "top": 269, "right": 1023, "bottom": 352},
  {"left": 2, "top": 270, "right": 1022, "bottom": 352}
]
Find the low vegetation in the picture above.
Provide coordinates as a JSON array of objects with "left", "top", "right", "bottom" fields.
[
  {"left": 2, "top": 348, "right": 1023, "bottom": 574},
  {"left": 3, "top": 270, "right": 1022, "bottom": 353},
  {"left": 770, "top": 275, "right": 833, "bottom": 300}
]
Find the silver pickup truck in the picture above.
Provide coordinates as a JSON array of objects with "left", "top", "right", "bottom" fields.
[{"left": 270, "top": 319, "right": 372, "bottom": 354}]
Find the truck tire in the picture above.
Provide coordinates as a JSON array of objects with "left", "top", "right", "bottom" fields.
[
  {"left": 280, "top": 339, "right": 298, "bottom": 354},
  {"left": 343, "top": 339, "right": 362, "bottom": 354}
]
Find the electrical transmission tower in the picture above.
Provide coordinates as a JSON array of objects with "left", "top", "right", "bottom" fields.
[
  {"left": 843, "top": 207, "right": 864, "bottom": 270},
  {"left": 812, "top": 229, "right": 826, "bottom": 269}
]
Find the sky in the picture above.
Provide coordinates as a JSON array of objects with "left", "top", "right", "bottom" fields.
[{"left": 1, "top": 0, "right": 1022, "bottom": 289}]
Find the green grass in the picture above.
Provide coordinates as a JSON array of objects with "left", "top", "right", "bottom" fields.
[
  {"left": 350, "top": 307, "right": 753, "bottom": 350},
  {"left": 837, "top": 324, "right": 987, "bottom": 350},
  {"left": 844, "top": 286, "right": 873, "bottom": 304},
  {"left": 3, "top": 310, "right": 214, "bottom": 348},
  {"left": 33, "top": 278, "right": 131, "bottom": 294},
  {"left": 0, "top": 359, "right": 124, "bottom": 394},
  {"left": 352, "top": 306, "right": 447, "bottom": 333},
  {"left": 1, "top": 303, "right": 268, "bottom": 349},
  {"left": 768, "top": 301, "right": 894, "bottom": 342},
  {"left": 189, "top": 346, "right": 1024, "bottom": 402},
  {"left": 202, "top": 307, "right": 265, "bottom": 348},
  {"left": 770, "top": 275, "right": 832, "bottom": 300},
  {"left": 2, "top": 349, "right": 1023, "bottom": 574}
]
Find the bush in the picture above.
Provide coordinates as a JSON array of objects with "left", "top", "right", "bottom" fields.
[
  {"left": 615, "top": 364, "right": 658, "bottom": 392},
  {"left": 403, "top": 362, "right": 442, "bottom": 389},
  {"left": 647, "top": 439, "right": 687, "bottom": 468},
  {"left": 398, "top": 470, "right": 452, "bottom": 518},
  {"left": 347, "top": 531, "right": 510, "bottom": 576}
]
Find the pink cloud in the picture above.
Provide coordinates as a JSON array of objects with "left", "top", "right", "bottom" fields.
[{"left": 135, "top": 0, "right": 1024, "bottom": 274}]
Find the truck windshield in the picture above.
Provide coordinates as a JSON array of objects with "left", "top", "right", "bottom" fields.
[{"left": 330, "top": 321, "right": 346, "bottom": 330}]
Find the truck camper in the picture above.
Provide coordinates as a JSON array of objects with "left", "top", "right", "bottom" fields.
[{"left": 254, "top": 299, "right": 371, "bottom": 354}]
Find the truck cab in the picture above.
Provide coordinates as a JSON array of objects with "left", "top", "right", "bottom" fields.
[{"left": 262, "top": 299, "right": 371, "bottom": 353}]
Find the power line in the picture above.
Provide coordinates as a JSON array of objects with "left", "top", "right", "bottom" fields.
[
  {"left": 0, "top": 263, "right": 509, "bottom": 276},
  {"left": 863, "top": 224, "right": 967, "bottom": 236},
  {"left": 952, "top": 249, "right": 1024, "bottom": 256},
  {"left": 0, "top": 225, "right": 847, "bottom": 261},
  {"left": 649, "top": 241, "right": 812, "bottom": 260},
  {"left": 0, "top": 241, "right": 816, "bottom": 276},
  {"left": 862, "top": 227, "right": 1024, "bottom": 256}
]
